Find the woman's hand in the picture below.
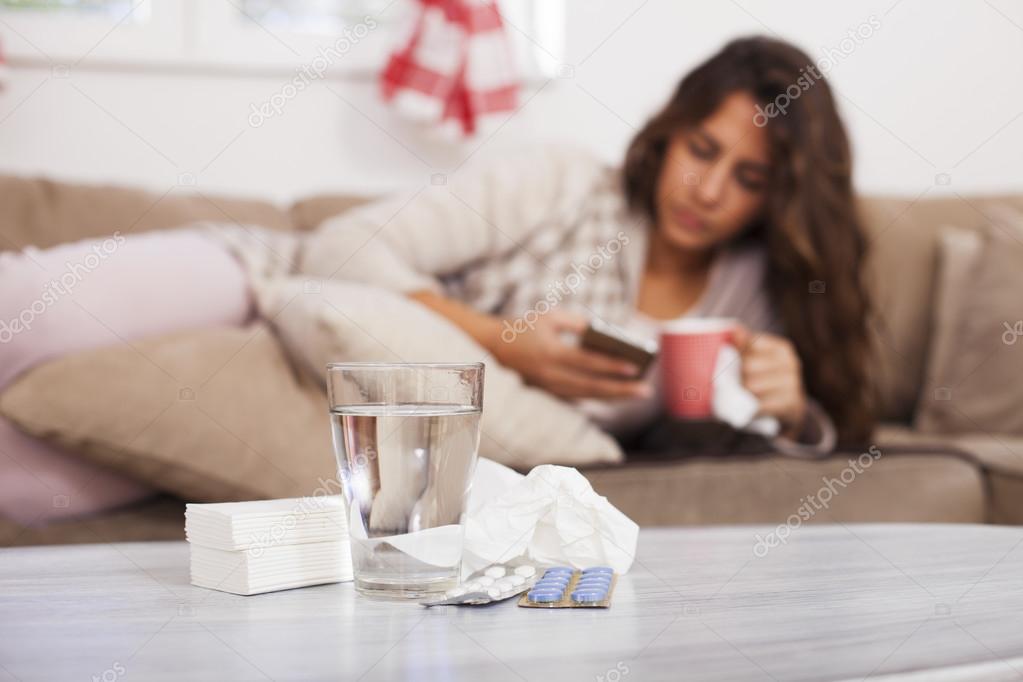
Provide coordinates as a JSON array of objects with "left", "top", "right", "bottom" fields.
[
  {"left": 733, "top": 325, "right": 808, "bottom": 436},
  {"left": 408, "top": 291, "right": 648, "bottom": 401},
  {"left": 493, "top": 311, "right": 651, "bottom": 401}
]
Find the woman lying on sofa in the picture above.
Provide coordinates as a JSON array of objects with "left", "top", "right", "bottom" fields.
[{"left": 301, "top": 36, "right": 875, "bottom": 453}]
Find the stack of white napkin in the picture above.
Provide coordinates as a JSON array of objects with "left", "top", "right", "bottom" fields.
[{"left": 185, "top": 496, "right": 353, "bottom": 596}]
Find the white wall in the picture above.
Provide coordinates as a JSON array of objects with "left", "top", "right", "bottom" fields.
[{"left": 1, "top": 0, "right": 1021, "bottom": 204}]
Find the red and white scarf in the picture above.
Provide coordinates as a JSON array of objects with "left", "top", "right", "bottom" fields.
[{"left": 380, "top": 0, "right": 519, "bottom": 136}]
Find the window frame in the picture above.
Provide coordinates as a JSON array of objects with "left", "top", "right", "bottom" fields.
[{"left": 0, "top": 0, "right": 564, "bottom": 81}]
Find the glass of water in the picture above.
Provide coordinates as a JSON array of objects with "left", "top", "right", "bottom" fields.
[{"left": 326, "top": 362, "right": 484, "bottom": 600}]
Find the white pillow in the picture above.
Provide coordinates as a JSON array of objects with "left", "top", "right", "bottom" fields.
[{"left": 258, "top": 278, "right": 623, "bottom": 469}]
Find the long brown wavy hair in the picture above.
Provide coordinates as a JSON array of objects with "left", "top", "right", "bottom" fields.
[{"left": 623, "top": 36, "right": 874, "bottom": 444}]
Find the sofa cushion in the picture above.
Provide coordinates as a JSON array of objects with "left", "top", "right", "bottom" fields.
[
  {"left": 915, "top": 212, "right": 1023, "bottom": 435},
  {"left": 261, "top": 278, "right": 624, "bottom": 469},
  {"left": 946, "top": 433, "right": 1023, "bottom": 525},
  {"left": 0, "top": 326, "right": 337, "bottom": 503},
  {"left": 586, "top": 447, "right": 984, "bottom": 526},
  {"left": 0, "top": 175, "right": 292, "bottom": 250},
  {"left": 876, "top": 423, "right": 1023, "bottom": 525},
  {"left": 859, "top": 194, "right": 1023, "bottom": 423}
]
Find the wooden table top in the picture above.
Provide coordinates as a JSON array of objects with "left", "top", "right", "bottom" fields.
[{"left": 3, "top": 524, "right": 1023, "bottom": 681}]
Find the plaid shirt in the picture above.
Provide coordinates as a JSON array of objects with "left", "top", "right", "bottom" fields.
[{"left": 442, "top": 164, "right": 646, "bottom": 327}]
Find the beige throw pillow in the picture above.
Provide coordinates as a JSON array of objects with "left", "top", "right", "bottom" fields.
[
  {"left": 915, "top": 209, "right": 1023, "bottom": 434},
  {"left": 260, "top": 277, "right": 624, "bottom": 468}
]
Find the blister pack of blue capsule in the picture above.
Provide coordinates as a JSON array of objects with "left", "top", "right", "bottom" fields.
[{"left": 517, "top": 566, "right": 617, "bottom": 609}]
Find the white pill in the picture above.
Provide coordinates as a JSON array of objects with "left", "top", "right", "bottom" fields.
[
  {"left": 476, "top": 576, "right": 496, "bottom": 587},
  {"left": 486, "top": 587, "right": 502, "bottom": 599},
  {"left": 446, "top": 586, "right": 466, "bottom": 598},
  {"left": 506, "top": 574, "right": 526, "bottom": 586},
  {"left": 514, "top": 565, "right": 537, "bottom": 578},
  {"left": 494, "top": 577, "right": 515, "bottom": 590},
  {"left": 484, "top": 566, "right": 507, "bottom": 579},
  {"left": 463, "top": 581, "right": 482, "bottom": 592}
]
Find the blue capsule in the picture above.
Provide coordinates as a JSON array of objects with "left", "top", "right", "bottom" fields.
[
  {"left": 536, "top": 573, "right": 569, "bottom": 582},
  {"left": 539, "top": 572, "right": 571, "bottom": 581},
  {"left": 543, "top": 567, "right": 574, "bottom": 577},
  {"left": 582, "top": 566, "right": 614, "bottom": 575},
  {"left": 527, "top": 590, "right": 562, "bottom": 603},
  {"left": 577, "top": 573, "right": 612, "bottom": 582},
  {"left": 571, "top": 590, "right": 606, "bottom": 603}
]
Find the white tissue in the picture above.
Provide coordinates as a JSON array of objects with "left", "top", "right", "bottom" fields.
[
  {"left": 467, "top": 456, "right": 528, "bottom": 511},
  {"left": 332, "top": 459, "right": 639, "bottom": 578},
  {"left": 360, "top": 458, "right": 527, "bottom": 568},
  {"left": 461, "top": 464, "right": 639, "bottom": 578},
  {"left": 712, "top": 344, "right": 780, "bottom": 437}
]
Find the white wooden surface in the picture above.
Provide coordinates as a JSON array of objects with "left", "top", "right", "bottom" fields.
[{"left": 2, "top": 525, "right": 1023, "bottom": 681}]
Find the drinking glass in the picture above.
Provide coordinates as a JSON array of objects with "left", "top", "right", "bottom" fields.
[{"left": 326, "top": 362, "right": 484, "bottom": 599}]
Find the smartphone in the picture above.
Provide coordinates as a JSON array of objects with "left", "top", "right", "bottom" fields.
[{"left": 579, "top": 318, "right": 658, "bottom": 375}]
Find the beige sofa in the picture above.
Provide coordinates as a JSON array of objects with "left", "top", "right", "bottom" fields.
[{"left": 1, "top": 174, "right": 1021, "bottom": 545}]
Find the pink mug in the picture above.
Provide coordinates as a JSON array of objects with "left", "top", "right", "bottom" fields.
[{"left": 660, "top": 318, "right": 737, "bottom": 419}]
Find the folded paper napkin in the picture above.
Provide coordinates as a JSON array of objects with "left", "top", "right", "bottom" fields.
[
  {"left": 190, "top": 542, "right": 350, "bottom": 596},
  {"left": 185, "top": 496, "right": 353, "bottom": 596}
]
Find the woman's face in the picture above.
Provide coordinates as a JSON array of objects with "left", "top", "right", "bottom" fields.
[{"left": 654, "top": 90, "right": 771, "bottom": 252}]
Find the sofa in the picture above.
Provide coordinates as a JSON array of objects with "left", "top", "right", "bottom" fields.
[{"left": 1, "top": 174, "right": 1021, "bottom": 546}]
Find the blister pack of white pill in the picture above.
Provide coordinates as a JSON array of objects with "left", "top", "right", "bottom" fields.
[{"left": 420, "top": 563, "right": 539, "bottom": 607}]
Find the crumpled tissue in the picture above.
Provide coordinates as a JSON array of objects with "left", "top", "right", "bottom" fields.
[{"left": 461, "top": 461, "right": 639, "bottom": 578}]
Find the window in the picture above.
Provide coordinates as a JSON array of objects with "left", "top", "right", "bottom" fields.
[
  {"left": 237, "top": 0, "right": 392, "bottom": 33},
  {"left": 0, "top": 0, "right": 563, "bottom": 80},
  {"left": 1, "top": 0, "right": 139, "bottom": 16},
  {"left": 0, "top": 1, "right": 178, "bottom": 64}
]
